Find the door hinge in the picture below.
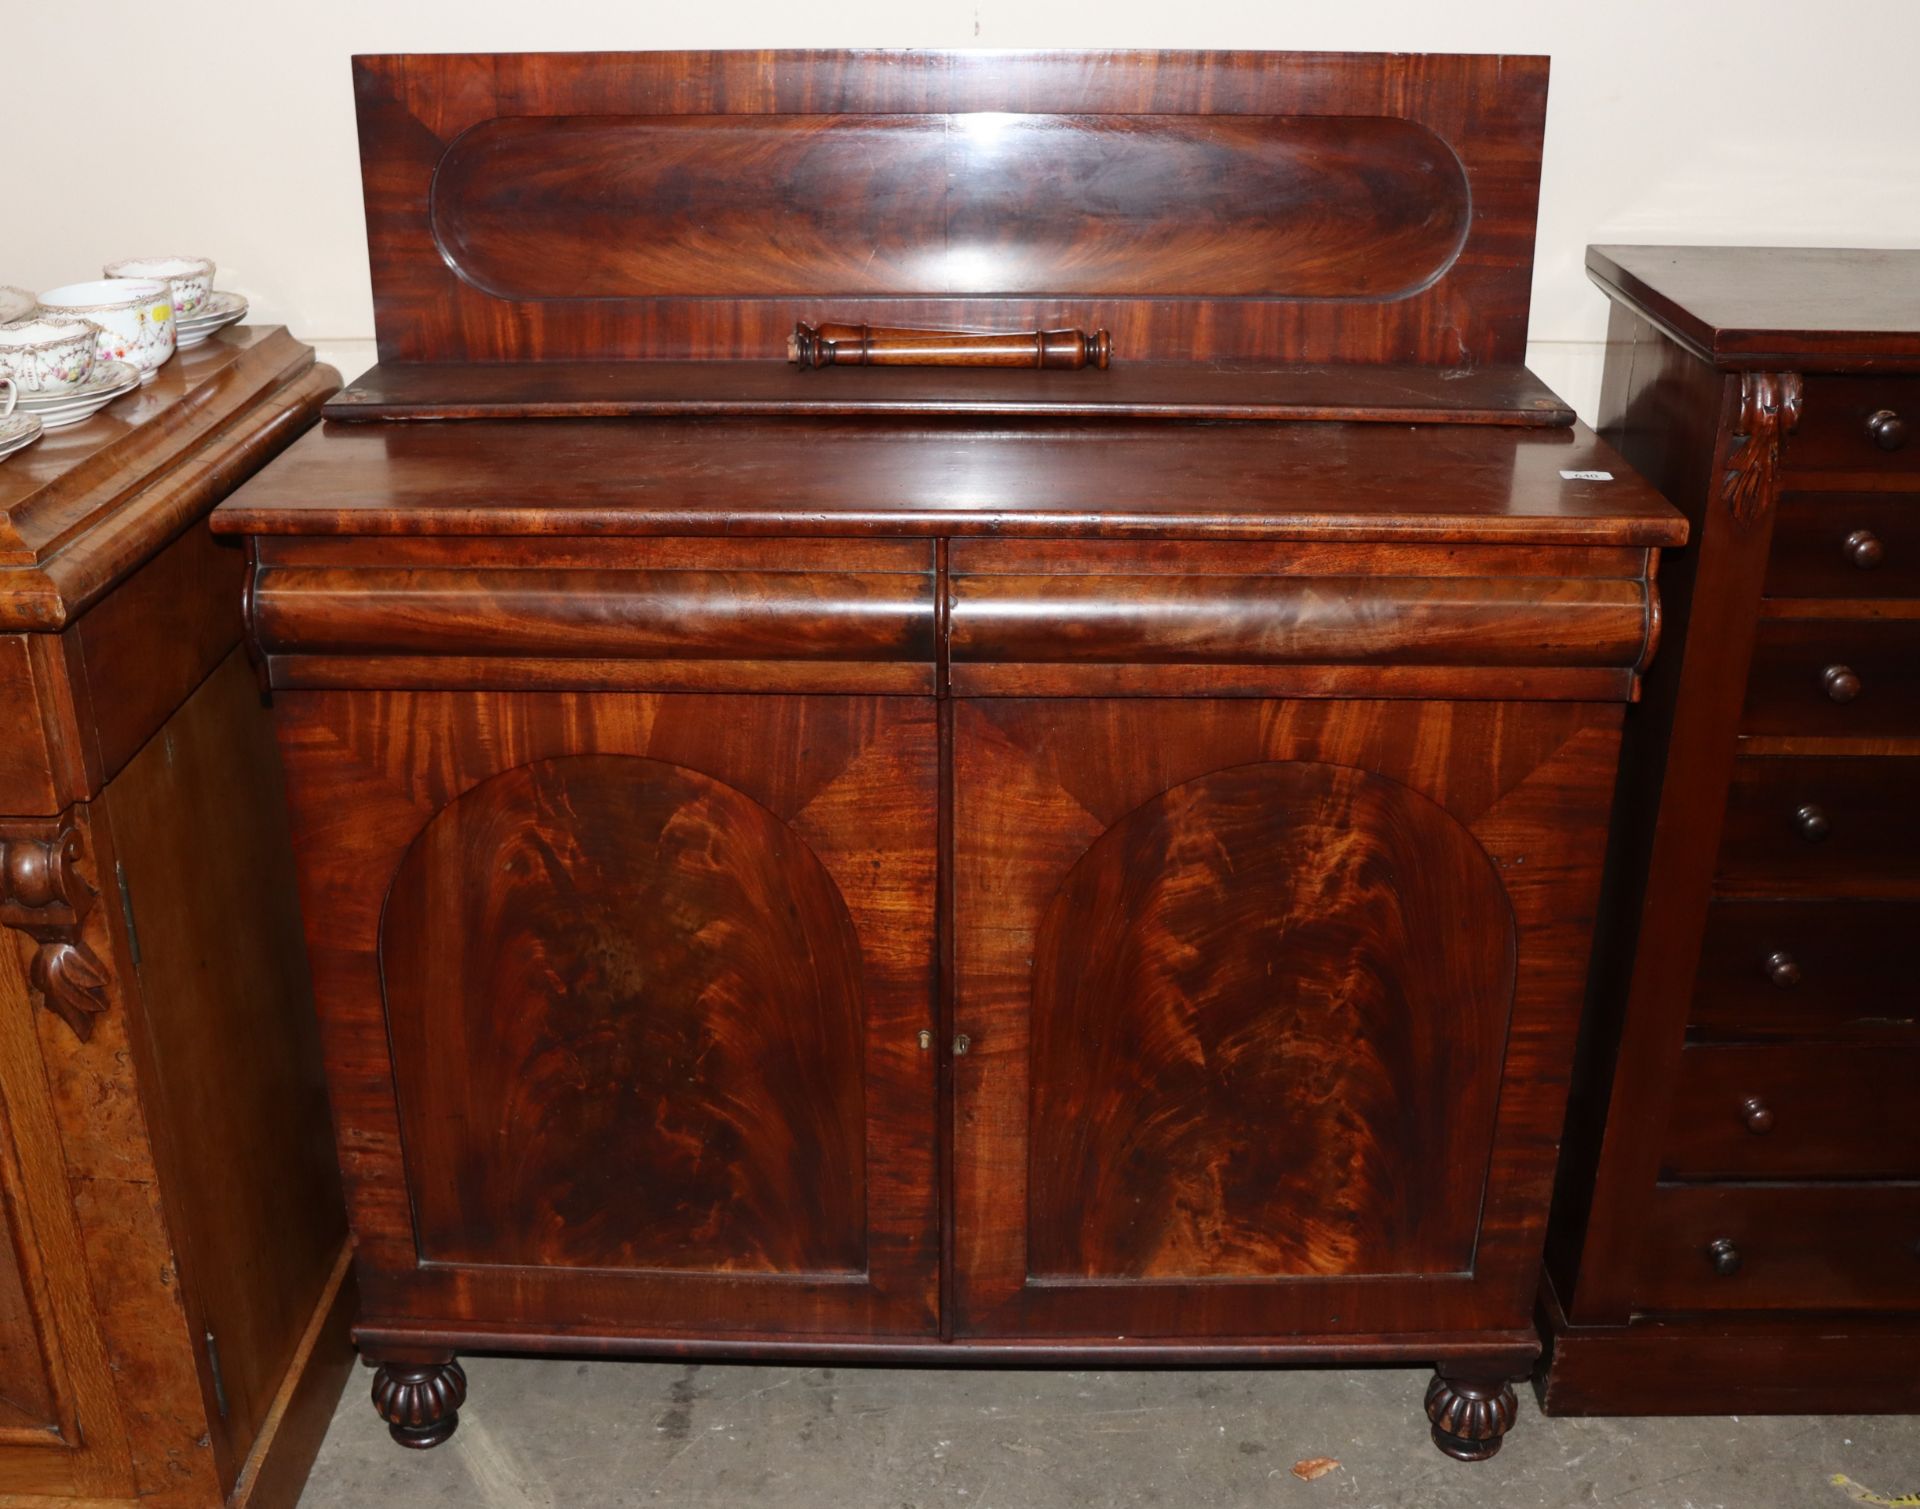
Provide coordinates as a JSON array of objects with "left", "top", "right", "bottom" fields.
[
  {"left": 114, "top": 862, "right": 141, "bottom": 970},
  {"left": 204, "top": 1328, "right": 229, "bottom": 1418}
]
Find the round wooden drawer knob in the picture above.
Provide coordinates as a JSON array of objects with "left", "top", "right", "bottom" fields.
[
  {"left": 1794, "top": 804, "right": 1832, "bottom": 843},
  {"left": 1844, "top": 529, "right": 1886, "bottom": 570},
  {"left": 1707, "top": 1237, "right": 1743, "bottom": 1276},
  {"left": 1867, "top": 409, "right": 1911, "bottom": 451},
  {"left": 1823, "top": 664, "right": 1862, "bottom": 703},
  {"left": 1765, "top": 950, "right": 1802, "bottom": 988},
  {"left": 1741, "top": 1095, "right": 1775, "bottom": 1134}
]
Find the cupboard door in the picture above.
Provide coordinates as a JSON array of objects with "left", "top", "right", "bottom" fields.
[
  {"left": 952, "top": 698, "right": 1621, "bottom": 1340},
  {"left": 0, "top": 1094, "right": 65, "bottom": 1451},
  {"left": 276, "top": 691, "right": 940, "bottom": 1340},
  {"left": 0, "top": 922, "right": 137, "bottom": 1500}
]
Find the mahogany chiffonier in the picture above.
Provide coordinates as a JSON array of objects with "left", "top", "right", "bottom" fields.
[
  {"left": 1539, "top": 246, "right": 1920, "bottom": 1414},
  {"left": 0, "top": 330, "right": 351, "bottom": 1507},
  {"left": 209, "top": 50, "right": 1685, "bottom": 1461}
]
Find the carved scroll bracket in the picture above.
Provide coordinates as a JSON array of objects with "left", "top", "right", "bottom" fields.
[
  {"left": 1722, "top": 371, "right": 1804, "bottom": 526},
  {"left": 0, "top": 819, "right": 111, "bottom": 1041}
]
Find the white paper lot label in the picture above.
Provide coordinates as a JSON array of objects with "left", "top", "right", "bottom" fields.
[{"left": 1559, "top": 469, "right": 1614, "bottom": 482}]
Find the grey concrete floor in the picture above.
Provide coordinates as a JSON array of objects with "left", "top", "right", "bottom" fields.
[{"left": 298, "top": 1356, "right": 1920, "bottom": 1508}]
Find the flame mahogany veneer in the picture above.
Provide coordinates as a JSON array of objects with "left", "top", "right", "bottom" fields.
[{"left": 209, "top": 50, "right": 1690, "bottom": 1464}]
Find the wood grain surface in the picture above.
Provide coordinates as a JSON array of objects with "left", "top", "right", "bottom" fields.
[
  {"left": 1026, "top": 760, "right": 1515, "bottom": 1280},
  {"left": 382, "top": 753, "right": 869, "bottom": 1273},
  {"left": 357, "top": 50, "right": 1548, "bottom": 366},
  {"left": 275, "top": 690, "right": 940, "bottom": 1339},
  {"left": 435, "top": 112, "right": 1469, "bottom": 303},
  {"left": 323, "top": 360, "right": 1576, "bottom": 425},
  {"left": 212, "top": 416, "right": 1684, "bottom": 547},
  {"left": 952, "top": 696, "right": 1623, "bottom": 1339}
]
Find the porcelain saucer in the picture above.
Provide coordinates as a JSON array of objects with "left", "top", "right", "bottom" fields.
[
  {"left": 12, "top": 361, "right": 139, "bottom": 428},
  {"left": 174, "top": 291, "right": 248, "bottom": 349},
  {"left": 0, "top": 412, "right": 45, "bottom": 460}
]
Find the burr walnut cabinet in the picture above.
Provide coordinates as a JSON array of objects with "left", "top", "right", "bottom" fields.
[
  {"left": 209, "top": 49, "right": 1685, "bottom": 1461},
  {"left": 1538, "top": 246, "right": 1920, "bottom": 1415},
  {"left": 0, "top": 329, "right": 349, "bottom": 1508}
]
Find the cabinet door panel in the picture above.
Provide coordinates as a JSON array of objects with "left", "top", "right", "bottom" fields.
[
  {"left": 953, "top": 698, "right": 1620, "bottom": 1340},
  {"left": 383, "top": 753, "right": 869, "bottom": 1273},
  {"left": 276, "top": 691, "right": 939, "bottom": 1339},
  {"left": 1028, "top": 761, "right": 1514, "bottom": 1281},
  {"left": 0, "top": 1115, "right": 60, "bottom": 1438},
  {"left": 0, "top": 928, "right": 137, "bottom": 1498}
]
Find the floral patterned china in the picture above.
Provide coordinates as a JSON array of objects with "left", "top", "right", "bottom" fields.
[
  {"left": 173, "top": 290, "right": 249, "bottom": 350},
  {"left": 105, "top": 255, "right": 215, "bottom": 317},
  {"left": 0, "top": 287, "right": 34, "bottom": 325},
  {"left": 38, "top": 280, "right": 175, "bottom": 382},
  {"left": 0, "top": 316, "right": 99, "bottom": 392},
  {"left": 0, "top": 381, "right": 46, "bottom": 463},
  {"left": 10, "top": 360, "right": 139, "bottom": 429}
]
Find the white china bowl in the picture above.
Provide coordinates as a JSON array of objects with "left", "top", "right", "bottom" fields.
[
  {"left": 0, "top": 316, "right": 100, "bottom": 393},
  {"left": 38, "top": 280, "right": 175, "bottom": 382},
  {"left": 104, "top": 255, "right": 216, "bottom": 317}
]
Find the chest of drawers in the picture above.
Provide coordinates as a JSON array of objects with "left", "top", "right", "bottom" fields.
[{"left": 1539, "top": 246, "right": 1920, "bottom": 1415}]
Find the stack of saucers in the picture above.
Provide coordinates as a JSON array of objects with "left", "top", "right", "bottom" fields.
[
  {"left": 0, "top": 410, "right": 44, "bottom": 463},
  {"left": 173, "top": 290, "right": 249, "bottom": 350},
  {"left": 12, "top": 360, "right": 141, "bottom": 429}
]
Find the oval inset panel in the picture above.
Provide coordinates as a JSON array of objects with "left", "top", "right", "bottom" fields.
[
  {"left": 1028, "top": 760, "right": 1515, "bottom": 1280},
  {"left": 380, "top": 754, "right": 867, "bottom": 1274},
  {"left": 433, "top": 113, "right": 1469, "bottom": 300}
]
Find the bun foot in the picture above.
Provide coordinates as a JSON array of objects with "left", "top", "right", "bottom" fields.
[
  {"left": 371, "top": 1358, "right": 467, "bottom": 1449},
  {"left": 1424, "top": 1371, "right": 1518, "bottom": 1461}
]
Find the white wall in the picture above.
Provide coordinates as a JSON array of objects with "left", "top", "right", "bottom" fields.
[{"left": 10, "top": 1, "right": 1919, "bottom": 420}]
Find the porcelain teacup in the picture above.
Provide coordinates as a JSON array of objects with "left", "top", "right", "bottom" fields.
[
  {"left": 0, "top": 316, "right": 100, "bottom": 393},
  {"left": 38, "top": 280, "right": 175, "bottom": 383},
  {"left": 104, "top": 256, "right": 216, "bottom": 318}
]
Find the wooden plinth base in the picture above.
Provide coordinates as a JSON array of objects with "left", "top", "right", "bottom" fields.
[{"left": 1535, "top": 1273, "right": 1920, "bottom": 1416}]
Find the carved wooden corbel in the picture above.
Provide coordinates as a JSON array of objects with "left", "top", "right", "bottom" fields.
[
  {"left": 0, "top": 820, "right": 111, "bottom": 1041},
  {"left": 1721, "top": 371, "right": 1804, "bottom": 525}
]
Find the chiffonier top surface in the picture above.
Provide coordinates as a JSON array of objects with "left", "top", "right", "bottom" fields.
[
  {"left": 213, "top": 417, "right": 1683, "bottom": 547},
  {"left": 1588, "top": 245, "right": 1920, "bottom": 371}
]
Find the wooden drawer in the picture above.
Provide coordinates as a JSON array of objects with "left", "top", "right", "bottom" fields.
[
  {"left": 1766, "top": 493, "right": 1920, "bottom": 599},
  {"left": 1634, "top": 1185, "right": 1920, "bottom": 1313},
  {"left": 1661, "top": 1044, "right": 1920, "bottom": 1180},
  {"left": 1785, "top": 376, "right": 1920, "bottom": 480},
  {"left": 1715, "top": 756, "right": 1920, "bottom": 899},
  {"left": 1742, "top": 619, "right": 1920, "bottom": 737},
  {"left": 1692, "top": 900, "right": 1920, "bottom": 1039}
]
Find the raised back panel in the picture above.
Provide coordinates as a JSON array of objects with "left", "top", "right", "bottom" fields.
[{"left": 356, "top": 50, "right": 1548, "bottom": 364}]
